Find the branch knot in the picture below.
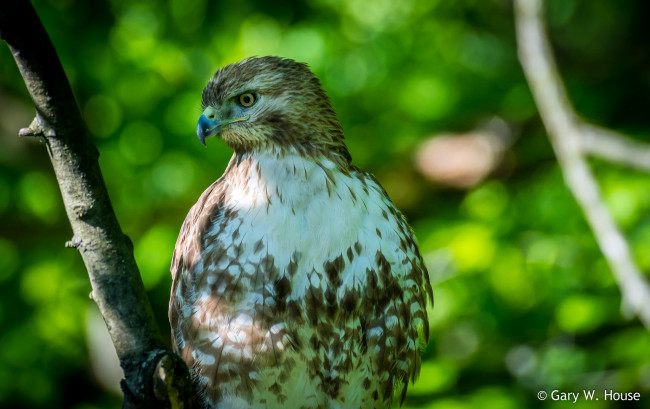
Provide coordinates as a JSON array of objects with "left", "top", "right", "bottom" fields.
[
  {"left": 19, "top": 115, "right": 55, "bottom": 138},
  {"left": 65, "top": 236, "right": 82, "bottom": 248}
]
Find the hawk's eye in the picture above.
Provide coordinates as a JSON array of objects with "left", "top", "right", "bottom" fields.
[{"left": 239, "top": 93, "right": 255, "bottom": 107}]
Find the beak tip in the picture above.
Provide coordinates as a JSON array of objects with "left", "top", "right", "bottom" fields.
[{"left": 197, "top": 116, "right": 210, "bottom": 146}]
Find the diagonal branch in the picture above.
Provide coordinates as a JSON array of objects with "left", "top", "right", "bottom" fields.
[
  {"left": 0, "top": 0, "right": 191, "bottom": 407},
  {"left": 514, "top": 0, "right": 650, "bottom": 328}
]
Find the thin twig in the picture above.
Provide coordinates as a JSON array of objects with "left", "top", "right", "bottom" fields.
[
  {"left": 514, "top": 0, "right": 650, "bottom": 328},
  {"left": 580, "top": 124, "right": 650, "bottom": 172}
]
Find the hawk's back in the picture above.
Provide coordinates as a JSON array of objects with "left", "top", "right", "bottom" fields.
[{"left": 170, "top": 146, "right": 432, "bottom": 408}]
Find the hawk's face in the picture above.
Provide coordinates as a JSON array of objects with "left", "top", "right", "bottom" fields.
[{"left": 197, "top": 56, "right": 350, "bottom": 163}]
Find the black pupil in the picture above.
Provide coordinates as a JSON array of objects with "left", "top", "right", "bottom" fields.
[{"left": 243, "top": 95, "right": 251, "bottom": 104}]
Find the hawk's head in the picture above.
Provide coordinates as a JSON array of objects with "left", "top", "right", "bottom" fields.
[{"left": 198, "top": 56, "right": 350, "bottom": 164}]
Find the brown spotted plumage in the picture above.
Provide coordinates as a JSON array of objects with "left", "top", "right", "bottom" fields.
[{"left": 170, "top": 56, "right": 433, "bottom": 409}]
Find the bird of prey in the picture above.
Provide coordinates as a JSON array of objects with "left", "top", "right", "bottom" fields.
[{"left": 169, "top": 56, "right": 433, "bottom": 409}]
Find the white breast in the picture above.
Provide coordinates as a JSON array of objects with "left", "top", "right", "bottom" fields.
[
  {"left": 212, "top": 147, "right": 409, "bottom": 298},
  {"left": 177, "top": 146, "right": 425, "bottom": 409}
]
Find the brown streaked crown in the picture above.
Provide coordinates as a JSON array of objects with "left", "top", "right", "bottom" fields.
[{"left": 201, "top": 56, "right": 351, "bottom": 165}]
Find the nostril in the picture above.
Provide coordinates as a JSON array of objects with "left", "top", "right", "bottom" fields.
[{"left": 207, "top": 114, "right": 216, "bottom": 121}]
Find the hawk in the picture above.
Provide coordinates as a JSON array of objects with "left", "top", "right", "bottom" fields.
[{"left": 169, "top": 56, "right": 433, "bottom": 409}]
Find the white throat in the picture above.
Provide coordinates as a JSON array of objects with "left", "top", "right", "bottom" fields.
[{"left": 223, "top": 146, "right": 343, "bottom": 214}]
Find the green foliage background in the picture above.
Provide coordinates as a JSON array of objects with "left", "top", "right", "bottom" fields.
[{"left": 1, "top": 0, "right": 650, "bottom": 408}]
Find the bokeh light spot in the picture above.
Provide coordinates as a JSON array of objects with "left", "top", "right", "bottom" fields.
[
  {"left": 407, "top": 361, "right": 458, "bottom": 395},
  {"left": 114, "top": 73, "right": 163, "bottom": 115},
  {"left": 21, "top": 260, "right": 64, "bottom": 305},
  {"left": 18, "top": 172, "right": 59, "bottom": 222},
  {"left": 84, "top": 94, "right": 123, "bottom": 138},
  {"left": 282, "top": 27, "right": 326, "bottom": 70},
  {"left": 433, "top": 223, "right": 496, "bottom": 272},
  {"left": 325, "top": 53, "right": 368, "bottom": 96},
  {"left": 556, "top": 295, "right": 606, "bottom": 333},
  {"left": 605, "top": 187, "right": 640, "bottom": 228},
  {"left": 119, "top": 121, "right": 163, "bottom": 165},
  {"left": 462, "top": 181, "right": 509, "bottom": 221},
  {"left": 239, "top": 16, "right": 282, "bottom": 57},
  {"left": 152, "top": 152, "right": 197, "bottom": 197},
  {"left": 400, "top": 76, "right": 458, "bottom": 121},
  {"left": 164, "top": 91, "right": 201, "bottom": 136},
  {"left": 170, "top": 0, "right": 206, "bottom": 33},
  {"left": 135, "top": 225, "right": 178, "bottom": 289}
]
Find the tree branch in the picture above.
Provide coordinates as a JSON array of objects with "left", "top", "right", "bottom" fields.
[
  {"left": 579, "top": 123, "right": 650, "bottom": 173},
  {"left": 514, "top": 0, "right": 650, "bottom": 328},
  {"left": 0, "top": 0, "right": 191, "bottom": 407}
]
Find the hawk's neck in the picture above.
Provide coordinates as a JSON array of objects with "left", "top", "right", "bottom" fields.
[{"left": 220, "top": 146, "right": 353, "bottom": 212}]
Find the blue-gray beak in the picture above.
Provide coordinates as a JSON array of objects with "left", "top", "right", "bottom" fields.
[
  {"left": 196, "top": 110, "right": 250, "bottom": 147},
  {"left": 197, "top": 114, "right": 219, "bottom": 146}
]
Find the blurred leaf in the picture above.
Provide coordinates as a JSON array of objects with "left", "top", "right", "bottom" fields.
[
  {"left": 151, "top": 151, "right": 197, "bottom": 198},
  {"left": 0, "top": 176, "right": 11, "bottom": 214},
  {"left": 409, "top": 360, "right": 458, "bottom": 395},
  {"left": 135, "top": 225, "right": 178, "bottom": 289},
  {"left": 489, "top": 246, "right": 540, "bottom": 309},
  {"left": 423, "top": 222, "right": 496, "bottom": 272},
  {"left": 18, "top": 172, "right": 60, "bottom": 222},
  {"left": 502, "top": 83, "right": 537, "bottom": 120},
  {"left": 468, "top": 387, "right": 521, "bottom": 409},
  {"left": 399, "top": 75, "right": 458, "bottom": 121},
  {"left": 461, "top": 181, "right": 509, "bottom": 221},
  {"left": 0, "top": 237, "right": 19, "bottom": 282},
  {"left": 0, "top": 324, "right": 42, "bottom": 368},
  {"left": 17, "top": 369, "right": 55, "bottom": 405},
  {"left": 239, "top": 15, "right": 282, "bottom": 57},
  {"left": 84, "top": 94, "right": 123, "bottom": 138},
  {"left": 119, "top": 121, "right": 163, "bottom": 165},
  {"left": 555, "top": 295, "right": 607, "bottom": 334},
  {"left": 282, "top": 27, "right": 326, "bottom": 70},
  {"left": 169, "top": 0, "right": 206, "bottom": 34},
  {"left": 164, "top": 91, "right": 201, "bottom": 136},
  {"left": 603, "top": 186, "right": 641, "bottom": 229},
  {"left": 21, "top": 259, "right": 66, "bottom": 305}
]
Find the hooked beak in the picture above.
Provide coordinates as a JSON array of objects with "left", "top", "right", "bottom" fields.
[{"left": 196, "top": 107, "right": 249, "bottom": 146}]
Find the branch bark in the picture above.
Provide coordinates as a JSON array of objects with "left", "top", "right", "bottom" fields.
[
  {"left": 580, "top": 123, "right": 650, "bottom": 173},
  {"left": 0, "top": 1, "right": 191, "bottom": 407},
  {"left": 514, "top": 0, "right": 650, "bottom": 328}
]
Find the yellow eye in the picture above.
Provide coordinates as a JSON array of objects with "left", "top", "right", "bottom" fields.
[{"left": 239, "top": 93, "right": 255, "bottom": 107}]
